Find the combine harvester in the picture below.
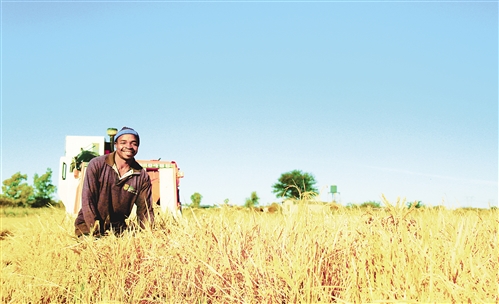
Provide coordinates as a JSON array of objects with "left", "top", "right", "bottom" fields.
[{"left": 58, "top": 128, "right": 184, "bottom": 219}]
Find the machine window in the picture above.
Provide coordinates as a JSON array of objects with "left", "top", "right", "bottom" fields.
[{"left": 62, "top": 162, "right": 67, "bottom": 180}]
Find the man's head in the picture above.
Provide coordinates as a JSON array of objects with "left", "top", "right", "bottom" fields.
[{"left": 114, "top": 127, "right": 140, "bottom": 161}]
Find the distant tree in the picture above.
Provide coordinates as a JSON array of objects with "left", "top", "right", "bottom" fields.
[
  {"left": 1, "top": 172, "right": 34, "bottom": 207},
  {"left": 31, "top": 168, "right": 57, "bottom": 208},
  {"left": 244, "top": 191, "right": 260, "bottom": 208},
  {"left": 190, "top": 192, "right": 202, "bottom": 208},
  {"left": 272, "top": 170, "right": 318, "bottom": 199}
]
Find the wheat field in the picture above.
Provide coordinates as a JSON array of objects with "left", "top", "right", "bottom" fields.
[{"left": 1, "top": 199, "right": 498, "bottom": 303}]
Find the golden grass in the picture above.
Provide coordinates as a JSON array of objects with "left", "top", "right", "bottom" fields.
[{"left": 1, "top": 201, "right": 498, "bottom": 303}]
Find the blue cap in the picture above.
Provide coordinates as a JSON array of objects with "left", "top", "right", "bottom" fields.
[{"left": 115, "top": 127, "right": 140, "bottom": 146}]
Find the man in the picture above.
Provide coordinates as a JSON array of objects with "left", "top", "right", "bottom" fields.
[{"left": 74, "top": 127, "right": 154, "bottom": 237}]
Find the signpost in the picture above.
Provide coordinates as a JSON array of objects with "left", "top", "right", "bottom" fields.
[{"left": 330, "top": 185, "right": 338, "bottom": 202}]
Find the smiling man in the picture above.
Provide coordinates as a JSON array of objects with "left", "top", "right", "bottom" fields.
[{"left": 74, "top": 127, "right": 154, "bottom": 237}]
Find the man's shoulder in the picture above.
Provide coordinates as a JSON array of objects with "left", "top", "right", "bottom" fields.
[
  {"left": 130, "top": 159, "right": 144, "bottom": 172},
  {"left": 131, "top": 162, "right": 150, "bottom": 179},
  {"left": 91, "top": 154, "right": 107, "bottom": 162}
]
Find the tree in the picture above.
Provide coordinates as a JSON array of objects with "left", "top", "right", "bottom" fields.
[
  {"left": 190, "top": 192, "right": 202, "bottom": 208},
  {"left": 272, "top": 170, "right": 318, "bottom": 199},
  {"left": 244, "top": 191, "right": 259, "bottom": 208},
  {"left": 32, "top": 168, "right": 57, "bottom": 208},
  {"left": 1, "top": 172, "right": 34, "bottom": 207}
]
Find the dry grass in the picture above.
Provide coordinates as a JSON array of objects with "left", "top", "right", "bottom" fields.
[{"left": 1, "top": 200, "right": 498, "bottom": 303}]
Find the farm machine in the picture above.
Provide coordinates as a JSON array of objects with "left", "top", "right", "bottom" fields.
[{"left": 58, "top": 128, "right": 184, "bottom": 218}]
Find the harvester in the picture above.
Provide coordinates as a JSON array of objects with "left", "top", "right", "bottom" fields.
[{"left": 58, "top": 128, "right": 183, "bottom": 218}]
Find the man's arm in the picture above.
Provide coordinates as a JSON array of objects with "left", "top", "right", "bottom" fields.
[
  {"left": 81, "top": 160, "right": 101, "bottom": 232},
  {"left": 136, "top": 175, "right": 154, "bottom": 229}
]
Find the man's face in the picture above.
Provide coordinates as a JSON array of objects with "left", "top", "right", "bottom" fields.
[{"left": 115, "top": 134, "right": 139, "bottom": 161}]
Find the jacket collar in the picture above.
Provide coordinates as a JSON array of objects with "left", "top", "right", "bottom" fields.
[{"left": 104, "top": 151, "right": 143, "bottom": 173}]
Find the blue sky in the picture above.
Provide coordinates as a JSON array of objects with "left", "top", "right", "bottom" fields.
[{"left": 1, "top": 1, "right": 497, "bottom": 208}]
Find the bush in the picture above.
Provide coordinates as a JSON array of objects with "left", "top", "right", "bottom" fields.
[
  {"left": 407, "top": 201, "right": 424, "bottom": 208},
  {"left": 359, "top": 201, "right": 382, "bottom": 208}
]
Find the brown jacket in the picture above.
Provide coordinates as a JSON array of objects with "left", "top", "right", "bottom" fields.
[{"left": 74, "top": 152, "right": 153, "bottom": 236}]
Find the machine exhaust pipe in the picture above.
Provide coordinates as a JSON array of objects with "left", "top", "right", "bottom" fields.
[{"left": 107, "top": 128, "right": 118, "bottom": 153}]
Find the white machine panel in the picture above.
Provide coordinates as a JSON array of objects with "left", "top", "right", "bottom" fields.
[
  {"left": 58, "top": 136, "right": 105, "bottom": 214},
  {"left": 159, "top": 168, "right": 180, "bottom": 218}
]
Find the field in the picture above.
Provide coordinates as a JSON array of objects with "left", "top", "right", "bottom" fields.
[{"left": 1, "top": 200, "right": 498, "bottom": 303}]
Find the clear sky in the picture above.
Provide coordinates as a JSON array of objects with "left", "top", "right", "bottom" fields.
[{"left": 1, "top": 0, "right": 497, "bottom": 209}]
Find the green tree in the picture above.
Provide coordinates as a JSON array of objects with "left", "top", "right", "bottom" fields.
[
  {"left": 272, "top": 170, "right": 318, "bottom": 199},
  {"left": 32, "top": 168, "right": 57, "bottom": 208},
  {"left": 1, "top": 172, "right": 34, "bottom": 207},
  {"left": 244, "top": 191, "right": 259, "bottom": 208},
  {"left": 190, "top": 192, "right": 202, "bottom": 208}
]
